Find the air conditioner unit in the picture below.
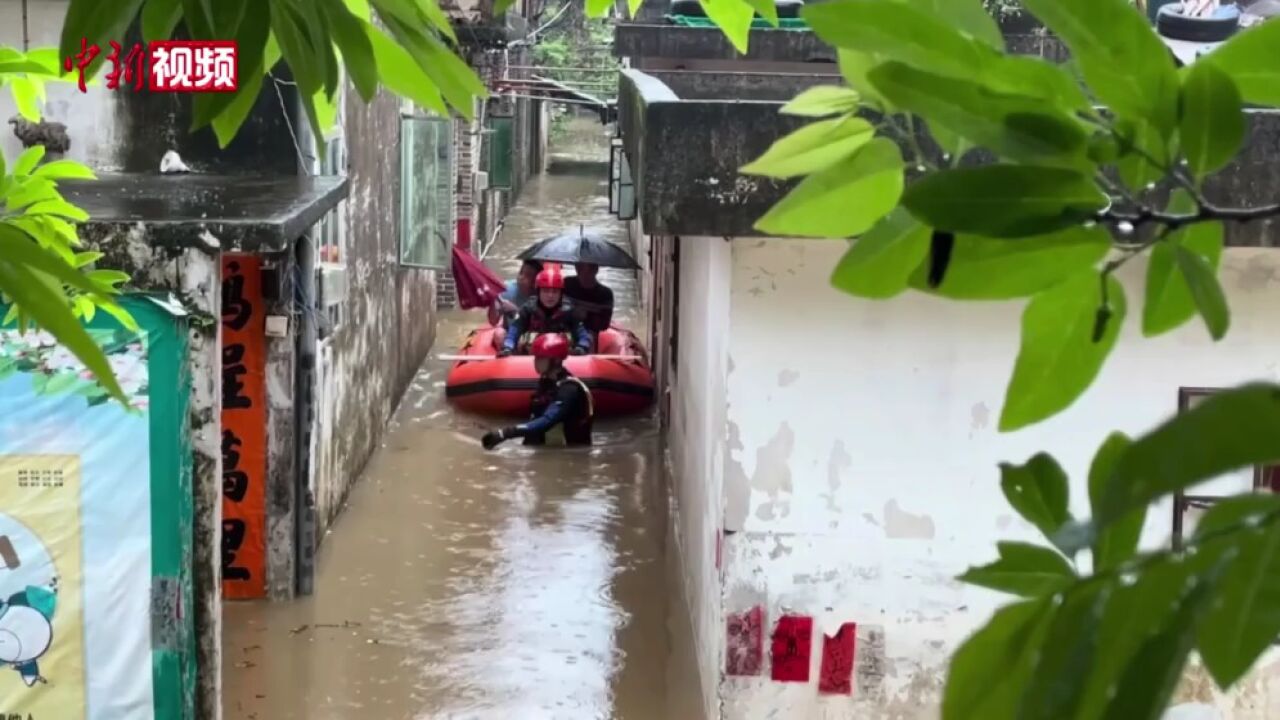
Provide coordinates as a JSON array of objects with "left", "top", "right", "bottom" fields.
[
  {"left": 318, "top": 263, "right": 348, "bottom": 308},
  {"left": 474, "top": 171, "right": 490, "bottom": 192}
]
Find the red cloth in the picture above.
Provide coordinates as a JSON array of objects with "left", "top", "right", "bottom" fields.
[{"left": 451, "top": 245, "right": 507, "bottom": 310}]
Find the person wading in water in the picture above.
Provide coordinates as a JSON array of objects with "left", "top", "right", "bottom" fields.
[{"left": 481, "top": 333, "right": 595, "bottom": 449}]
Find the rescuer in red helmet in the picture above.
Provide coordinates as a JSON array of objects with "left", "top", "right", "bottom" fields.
[
  {"left": 482, "top": 333, "right": 595, "bottom": 449},
  {"left": 498, "top": 264, "right": 591, "bottom": 357}
]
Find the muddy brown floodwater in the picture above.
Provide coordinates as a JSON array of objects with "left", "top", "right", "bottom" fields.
[{"left": 223, "top": 154, "right": 704, "bottom": 720}]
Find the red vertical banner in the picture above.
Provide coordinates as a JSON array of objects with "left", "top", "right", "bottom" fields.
[
  {"left": 726, "top": 606, "right": 764, "bottom": 676},
  {"left": 771, "top": 615, "right": 813, "bottom": 682},
  {"left": 819, "top": 622, "right": 857, "bottom": 695},
  {"left": 221, "top": 254, "right": 267, "bottom": 599}
]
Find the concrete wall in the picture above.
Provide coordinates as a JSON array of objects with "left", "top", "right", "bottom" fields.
[
  {"left": 1, "top": 0, "right": 120, "bottom": 167},
  {"left": 311, "top": 83, "right": 438, "bottom": 530},
  {"left": 688, "top": 236, "right": 1280, "bottom": 718},
  {"left": 1, "top": 0, "right": 302, "bottom": 175},
  {"left": 85, "top": 228, "right": 223, "bottom": 720},
  {"left": 669, "top": 235, "right": 733, "bottom": 720}
]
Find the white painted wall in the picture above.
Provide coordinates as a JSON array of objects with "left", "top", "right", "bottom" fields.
[
  {"left": 669, "top": 235, "right": 733, "bottom": 720},
  {"left": 681, "top": 236, "right": 1280, "bottom": 719},
  {"left": 0, "top": 0, "right": 124, "bottom": 170}
]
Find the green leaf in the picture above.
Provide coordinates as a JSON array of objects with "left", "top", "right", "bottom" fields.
[
  {"left": 803, "top": 0, "right": 985, "bottom": 80},
  {"left": 1001, "top": 272, "right": 1126, "bottom": 431},
  {"left": 25, "top": 200, "right": 89, "bottom": 222},
  {"left": 907, "top": 226, "right": 1110, "bottom": 300},
  {"left": 983, "top": 54, "right": 1093, "bottom": 113},
  {"left": 1103, "top": 560, "right": 1224, "bottom": 720},
  {"left": 1143, "top": 192, "right": 1224, "bottom": 337},
  {"left": 866, "top": 62, "right": 1090, "bottom": 168},
  {"left": 413, "top": 0, "right": 460, "bottom": 43},
  {"left": 32, "top": 160, "right": 95, "bottom": 180},
  {"left": 912, "top": 0, "right": 1001, "bottom": 48},
  {"left": 1179, "top": 61, "right": 1245, "bottom": 179},
  {"left": 958, "top": 542, "right": 1075, "bottom": 597},
  {"left": 779, "top": 86, "right": 860, "bottom": 118},
  {"left": 697, "top": 0, "right": 754, "bottom": 54},
  {"left": 1087, "top": 432, "right": 1143, "bottom": 571},
  {"left": 753, "top": 138, "right": 903, "bottom": 238},
  {"left": 1203, "top": 19, "right": 1280, "bottom": 107},
  {"left": 0, "top": 227, "right": 110, "bottom": 299},
  {"left": 321, "top": 0, "right": 379, "bottom": 102},
  {"left": 1193, "top": 494, "right": 1280, "bottom": 540},
  {"left": 941, "top": 599, "right": 1052, "bottom": 720},
  {"left": 1071, "top": 554, "right": 1197, "bottom": 717},
  {"left": 1019, "top": 0, "right": 1179, "bottom": 137},
  {"left": 0, "top": 262, "right": 125, "bottom": 404},
  {"left": 587, "top": 0, "right": 614, "bottom": 15},
  {"left": 1096, "top": 383, "right": 1280, "bottom": 525},
  {"left": 211, "top": 57, "right": 272, "bottom": 148},
  {"left": 345, "top": 0, "right": 373, "bottom": 19},
  {"left": 1000, "top": 453, "right": 1072, "bottom": 543},
  {"left": 1175, "top": 244, "right": 1230, "bottom": 341},
  {"left": 838, "top": 49, "right": 891, "bottom": 110},
  {"left": 381, "top": 16, "right": 485, "bottom": 115},
  {"left": 10, "top": 77, "right": 40, "bottom": 122},
  {"left": 830, "top": 207, "right": 930, "bottom": 299},
  {"left": 142, "top": 0, "right": 183, "bottom": 41},
  {"left": 366, "top": 24, "right": 447, "bottom": 115},
  {"left": 626, "top": 0, "right": 642, "bottom": 18},
  {"left": 59, "top": 0, "right": 148, "bottom": 79},
  {"left": 192, "top": 0, "right": 272, "bottom": 131},
  {"left": 1117, "top": 119, "right": 1169, "bottom": 192},
  {"left": 13, "top": 147, "right": 45, "bottom": 177},
  {"left": 740, "top": 117, "right": 875, "bottom": 179},
  {"left": 902, "top": 165, "right": 1107, "bottom": 239},
  {"left": 1020, "top": 583, "right": 1110, "bottom": 720},
  {"left": 743, "top": 0, "right": 779, "bottom": 26}
]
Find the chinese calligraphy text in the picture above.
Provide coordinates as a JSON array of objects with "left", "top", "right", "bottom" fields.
[{"left": 63, "top": 39, "right": 238, "bottom": 94}]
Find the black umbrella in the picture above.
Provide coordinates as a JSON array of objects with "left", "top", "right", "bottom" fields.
[{"left": 517, "top": 226, "right": 640, "bottom": 270}]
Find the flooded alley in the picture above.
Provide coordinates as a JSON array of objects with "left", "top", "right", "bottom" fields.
[{"left": 222, "top": 141, "right": 701, "bottom": 720}]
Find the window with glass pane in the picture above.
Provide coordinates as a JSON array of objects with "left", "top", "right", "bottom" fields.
[
  {"left": 400, "top": 115, "right": 454, "bottom": 268},
  {"left": 487, "top": 116, "right": 513, "bottom": 190}
]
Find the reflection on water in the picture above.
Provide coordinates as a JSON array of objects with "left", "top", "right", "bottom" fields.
[{"left": 222, "top": 151, "right": 702, "bottom": 720}]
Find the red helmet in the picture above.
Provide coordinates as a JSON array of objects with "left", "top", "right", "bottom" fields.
[
  {"left": 531, "top": 334, "right": 570, "bottom": 360},
  {"left": 536, "top": 265, "right": 564, "bottom": 290}
]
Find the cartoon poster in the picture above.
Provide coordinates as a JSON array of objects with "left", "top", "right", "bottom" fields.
[
  {"left": 0, "top": 297, "right": 195, "bottom": 719},
  {"left": 0, "top": 455, "right": 86, "bottom": 717}
]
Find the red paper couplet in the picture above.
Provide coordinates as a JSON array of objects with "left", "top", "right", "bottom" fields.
[
  {"left": 726, "top": 606, "right": 764, "bottom": 676},
  {"left": 819, "top": 622, "right": 857, "bottom": 695},
  {"left": 771, "top": 615, "right": 814, "bottom": 682}
]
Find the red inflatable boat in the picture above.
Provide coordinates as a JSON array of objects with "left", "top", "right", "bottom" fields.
[{"left": 444, "top": 326, "right": 656, "bottom": 417}]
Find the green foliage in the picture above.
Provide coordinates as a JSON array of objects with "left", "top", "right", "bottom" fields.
[
  {"left": 735, "top": 0, "right": 1280, "bottom": 711},
  {"left": 0, "top": 144, "right": 133, "bottom": 405},
  {"left": 57, "top": 0, "right": 487, "bottom": 154}
]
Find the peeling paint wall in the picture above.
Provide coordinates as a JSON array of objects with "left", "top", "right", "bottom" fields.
[
  {"left": 0, "top": 0, "right": 120, "bottom": 168},
  {"left": 700, "top": 237, "right": 1280, "bottom": 718},
  {"left": 86, "top": 227, "right": 223, "bottom": 720},
  {"left": 311, "top": 84, "right": 438, "bottom": 531},
  {"left": 669, "top": 236, "right": 732, "bottom": 720}
]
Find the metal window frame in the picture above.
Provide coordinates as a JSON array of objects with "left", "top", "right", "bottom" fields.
[
  {"left": 486, "top": 114, "right": 515, "bottom": 190},
  {"left": 398, "top": 113, "right": 454, "bottom": 270},
  {"left": 1171, "top": 386, "right": 1279, "bottom": 549}
]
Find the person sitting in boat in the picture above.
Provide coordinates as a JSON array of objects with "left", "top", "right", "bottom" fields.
[
  {"left": 498, "top": 265, "right": 592, "bottom": 357},
  {"left": 482, "top": 334, "right": 594, "bottom": 449},
  {"left": 488, "top": 259, "right": 542, "bottom": 351},
  {"left": 564, "top": 262, "right": 614, "bottom": 344}
]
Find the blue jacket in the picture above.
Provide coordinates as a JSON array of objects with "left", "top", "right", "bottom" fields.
[{"left": 502, "top": 298, "right": 592, "bottom": 354}]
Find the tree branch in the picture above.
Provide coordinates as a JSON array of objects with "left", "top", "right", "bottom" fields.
[{"left": 1100, "top": 200, "right": 1280, "bottom": 232}]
